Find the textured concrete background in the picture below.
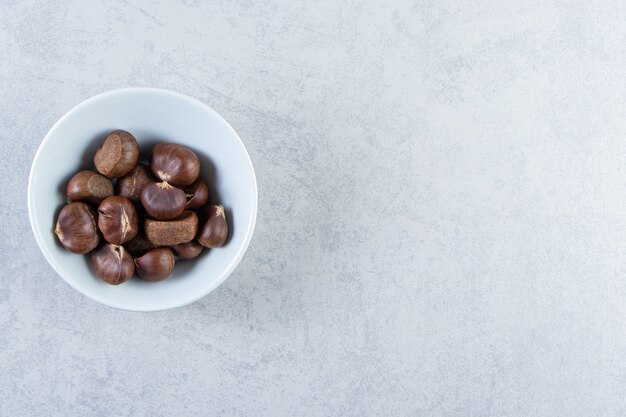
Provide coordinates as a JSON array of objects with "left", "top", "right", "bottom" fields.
[{"left": 2, "top": 1, "right": 626, "bottom": 416}]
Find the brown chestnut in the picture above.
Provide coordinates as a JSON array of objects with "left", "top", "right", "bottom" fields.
[
  {"left": 197, "top": 205, "right": 228, "bottom": 248},
  {"left": 66, "top": 170, "right": 113, "bottom": 204},
  {"left": 150, "top": 143, "right": 200, "bottom": 186},
  {"left": 171, "top": 240, "right": 203, "bottom": 260},
  {"left": 97, "top": 196, "right": 139, "bottom": 245},
  {"left": 54, "top": 202, "right": 100, "bottom": 254},
  {"left": 144, "top": 211, "right": 198, "bottom": 246},
  {"left": 182, "top": 179, "right": 209, "bottom": 210},
  {"left": 91, "top": 244, "right": 134, "bottom": 285},
  {"left": 125, "top": 233, "right": 159, "bottom": 258},
  {"left": 115, "top": 163, "right": 154, "bottom": 203},
  {"left": 94, "top": 130, "right": 139, "bottom": 178},
  {"left": 135, "top": 248, "right": 175, "bottom": 282},
  {"left": 140, "top": 181, "right": 186, "bottom": 220}
]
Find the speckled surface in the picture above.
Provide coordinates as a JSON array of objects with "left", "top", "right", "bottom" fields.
[{"left": 2, "top": 1, "right": 626, "bottom": 416}]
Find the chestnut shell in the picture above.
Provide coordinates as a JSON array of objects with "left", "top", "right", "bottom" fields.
[
  {"left": 135, "top": 248, "right": 175, "bottom": 282},
  {"left": 66, "top": 170, "right": 113, "bottom": 205},
  {"left": 125, "top": 233, "right": 159, "bottom": 258},
  {"left": 54, "top": 202, "right": 100, "bottom": 254},
  {"left": 115, "top": 163, "right": 154, "bottom": 203},
  {"left": 197, "top": 205, "right": 228, "bottom": 248},
  {"left": 97, "top": 196, "right": 139, "bottom": 245},
  {"left": 94, "top": 130, "right": 139, "bottom": 178},
  {"left": 150, "top": 143, "right": 200, "bottom": 186},
  {"left": 182, "top": 179, "right": 210, "bottom": 210},
  {"left": 91, "top": 244, "right": 135, "bottom": 285},
  {"left": 171, "top": 240, "right": 203, "bottom": 260},
  {"left": 140, "top": 182, "right": 186, "bottom": 220}
]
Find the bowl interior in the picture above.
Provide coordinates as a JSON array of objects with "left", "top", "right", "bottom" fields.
[{"left": 28, "top": 88, "right": 257, "bottom": 311}]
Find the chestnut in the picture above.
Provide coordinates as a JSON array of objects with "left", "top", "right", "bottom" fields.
[
  {"left": 135, "top": 248, "right": 175, "bottom": 282},
  {"left": 66, "top": 170, "right": 113, "bottom": 204},
  {"left": 144, "top": 211, "right": 198, "bottom": 246},
  {"left": 94, "top": 130, "right": 139, "bottom": 178},
  {"left": 197, "top": 205, "right": 228, "bottom": 248},
  {"left": 171, "top": 240, "right": 203, "bottom": 260},
  {"left": 125, "top": 233, "right": 158, "bottom": 258},
  {"left": 150, "top": 143, "right": 200, "bottom": 186},
  {"left": 54, "top": 202, "right": 100, "bottom": 254},
  {"left": 115, "top": 163, "right": 154, "bottom": 203},
  {"left": 97, "top": 196, "right": 138, "bottom": 245},
  {"left": 140, "top": 181, "right": 186, "bottom": 220},
  {"left": 91, "top": 244, "right": 134, "bottom": 285},
  {"left": 182, "top": 179, "right": 209, "bottom": 210}
]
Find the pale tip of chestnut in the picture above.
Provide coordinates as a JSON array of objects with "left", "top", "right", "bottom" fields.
[
  {"left": 54, "top": 223, "right": 64, "bottom": 240},
  {"left": 157, "top": 171, "right": 171, "bottom": 182}
]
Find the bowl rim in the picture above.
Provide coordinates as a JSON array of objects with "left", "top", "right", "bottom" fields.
[{"left": 28, "top": 87, "right": 258, "bottom": 312}]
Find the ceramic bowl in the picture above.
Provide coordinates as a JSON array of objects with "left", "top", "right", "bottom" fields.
[{"left": 28, "top": 88, "right": 257, "bottom": 311}]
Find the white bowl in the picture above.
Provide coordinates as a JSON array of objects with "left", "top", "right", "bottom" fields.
[{"left": 28, "top": 88, "right": 257, "bottom": 311}]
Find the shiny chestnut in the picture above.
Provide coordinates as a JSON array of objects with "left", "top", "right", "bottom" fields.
[
  {"left": 197, "top": 205, "right": 228, "bottom": 248},
  {"left": 150, "top": 143, "right": 200, "bottom": 186},
  {"left": 115, "top": 163, "right": 154, "bottom": 203},
  {"left": 54, "top": 202, "right": 100, "bottom": 254},
  {"left": 182, "top": 179, "right": 209, "bottom": 210},
  {"left": 92, "top": 244, "right": 134, "bottom": 285},
  {"left": 94, "top": 130, "right": 139, "bottom": 178},
  {"left": 140, "top": 181, "right": 186, "bottom": 220},
  {"left": 171, "top": 240, "right": 203, "bottom": 260},
  {"left": 66, "top": 170, "right": 113, "bottom": 204},
  {"left": 135, "top": 248, "right": 175, "bottom": 282},
  {"left": 97, "top": 196, "right": 139, "bottom": 245}
]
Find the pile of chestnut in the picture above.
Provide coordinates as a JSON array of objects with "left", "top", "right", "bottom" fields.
[{"left": 54, "top": 130, "right": 228, "bottom": 284}]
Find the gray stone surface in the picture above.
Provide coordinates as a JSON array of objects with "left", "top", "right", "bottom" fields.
[{"left": 2, "top": 0, "right": 626, "bottom": 415}]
